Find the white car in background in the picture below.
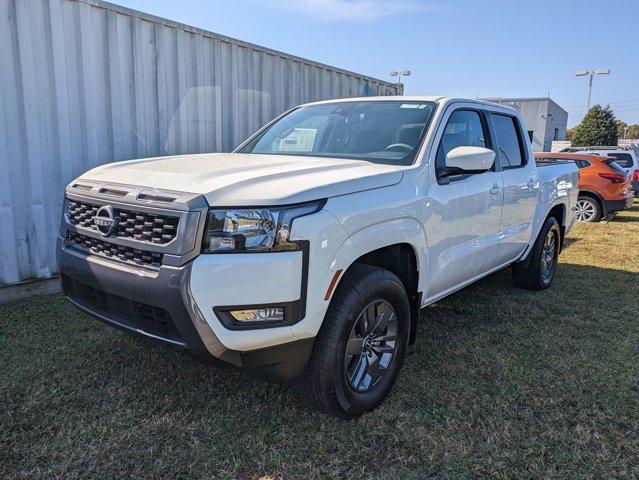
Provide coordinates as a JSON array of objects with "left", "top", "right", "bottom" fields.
[{"left": 58, "top": 96, "right": 578, "bottom": 417}]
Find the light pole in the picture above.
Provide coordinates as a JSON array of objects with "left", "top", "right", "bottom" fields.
[
  {"left": 575, "top": 69, "right": 611, "bottom": 111},
  {"left": 390, "top": 70, "right": 411, "bottom": 85}
]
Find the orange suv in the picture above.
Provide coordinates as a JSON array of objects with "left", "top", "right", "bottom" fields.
[{"left": 535, "top": 152, "right": 633, "bottom": 222}]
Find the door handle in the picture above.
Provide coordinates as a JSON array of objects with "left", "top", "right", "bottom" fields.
[
  {"left": 489, "top": 184, "right": 502, "bottom": 195},
  {"left": 527, "top": 178, "right": 536, "bottom": 188}
]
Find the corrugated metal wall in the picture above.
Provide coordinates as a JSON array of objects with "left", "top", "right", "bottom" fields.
[{"left": 0, "top": 0, "right": 401, "bottom": 287}]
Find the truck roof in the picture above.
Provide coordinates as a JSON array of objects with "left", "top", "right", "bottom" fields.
[{"left": 300, "top": 95, "right": 519, "bottom": 113}]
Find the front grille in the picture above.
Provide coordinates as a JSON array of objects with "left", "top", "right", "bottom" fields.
[
  {"left": 67, "top": 200, "right": 179, "bottom": 244},
  {"left": 62, "top": 275, "right": 183, "bottom": 343},
  {"left": 68, "top": 231, "right": 164, "bottom": 268}
]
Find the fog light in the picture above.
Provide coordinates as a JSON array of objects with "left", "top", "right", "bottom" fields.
[{"left": 229, "top": 307, "right": 284, "bottom": 322}]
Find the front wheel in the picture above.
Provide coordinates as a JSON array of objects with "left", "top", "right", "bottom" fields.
[
  {"left": 512, "top": 216, "right": 561, "bottom": 290},
  {"left": 304, "top": 264, "right": 411, "bottom": 418}
]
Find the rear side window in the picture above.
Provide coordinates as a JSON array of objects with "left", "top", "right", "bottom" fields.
[
  {"left": 607, "top": 153, "right": 633, "bottom": 168},
  {"left": 492, "top": 114, "right": 525, "bottom": 168},
  {"left": 574, "top": 159, "right": 591, "bottom": 169}
]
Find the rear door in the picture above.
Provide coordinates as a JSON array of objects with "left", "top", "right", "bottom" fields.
[
  {"left": 424, "top": 105, "right": 504, "bottom": 297},
  {"left": 490, "top": 112, "right": 540, "bottom": 264}
]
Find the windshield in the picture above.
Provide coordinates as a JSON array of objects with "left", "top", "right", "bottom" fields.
[{"left": 238, "top": 101, "right": 437, "bottom": 165}]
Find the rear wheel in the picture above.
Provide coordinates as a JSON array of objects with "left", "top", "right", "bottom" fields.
[
  {"left": 304, "top": 264, "right": 410, "bottom": 418},
  {"left": 575, "top": 196, "right": 600, "bottom": 222},
  {"left": 512, "top": 216, "right": 561, "bottom": 290}
]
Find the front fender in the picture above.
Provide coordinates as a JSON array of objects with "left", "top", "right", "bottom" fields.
[
  {"left": 346, "top": 217, "right": 427, "bottom": 290},
  {"left": 319, "top": 214, "right": 428, "bottom": 299},
  {"left": 290, "top": 213, "right": 428, "bottom": 340}
]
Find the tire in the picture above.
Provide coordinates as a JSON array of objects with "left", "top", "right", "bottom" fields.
[
  {"left": 575, "top": 195, "right": 601, "bottom": 222},
  {"left": 304, "top": 264, "right": 411, "bottom": 418},
  {"left": 512, "top": 216, "right": 561, "bottom": 291}
]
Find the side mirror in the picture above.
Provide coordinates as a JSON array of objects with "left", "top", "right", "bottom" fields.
[{"left": 440, "top": 146, "right": 495, "bottom": 178}]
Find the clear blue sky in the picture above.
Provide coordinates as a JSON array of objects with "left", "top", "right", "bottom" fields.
[{"left": 115, "top": 0, "right": 639, "bottom": 127}]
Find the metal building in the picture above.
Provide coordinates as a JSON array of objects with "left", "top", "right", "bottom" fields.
[
  {"left": 0, "top": 0, "right": 401, "bottom": 288},
  {"left": 483, "top": 97, "right": 568, "bottom": 152}
]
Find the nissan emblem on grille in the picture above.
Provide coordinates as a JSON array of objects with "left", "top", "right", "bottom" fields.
[
  {"left": 94, "top": 205, "right": 117, "bottom": 237},
  {"left": 68, "top": 200, "right": 180, "bottom": 244}
]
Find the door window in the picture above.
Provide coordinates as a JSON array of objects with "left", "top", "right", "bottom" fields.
[
  {"left": 435, "top": 110, "right": 488, "bottom": 176},
  {"left": 492, "top": 114, "right": 525, "bottom": 169}
]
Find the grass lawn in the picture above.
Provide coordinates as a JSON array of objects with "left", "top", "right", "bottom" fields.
[{"left": 2, "top": 201, "right": 638, "bottom": 479}]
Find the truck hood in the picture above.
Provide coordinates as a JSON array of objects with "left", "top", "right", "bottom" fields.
[{"left": 78, "top": 153, "right": 403, "bottom": 206}]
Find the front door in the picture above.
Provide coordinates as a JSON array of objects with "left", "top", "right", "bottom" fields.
[{"left": 425, "top": 107, "right": 504, "bottom": 298}]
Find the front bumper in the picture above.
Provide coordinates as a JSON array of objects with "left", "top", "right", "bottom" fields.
[{"left": 58, "top": 238, "right": 314, "bottom": 382}]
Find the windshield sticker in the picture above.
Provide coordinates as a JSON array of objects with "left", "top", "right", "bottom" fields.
[{"left": 274, "top": 128, "right": 317, "bottom": 152}]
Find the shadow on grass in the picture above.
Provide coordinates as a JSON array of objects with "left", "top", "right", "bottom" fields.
[
  {"left": 608, "top": 214, "right": 638, "bottom": 223},
  {"left": 562, "top": 236, "right": 580, "bottom": 249},
  {"left": 420, "top": 262, "right": 639, "bottom": 332}
]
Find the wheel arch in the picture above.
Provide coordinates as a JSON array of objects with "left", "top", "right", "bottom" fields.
[
  {"left": 516, "top": 199, "right": 569, "bottom": 268},
  {"left": 302, "top": 216, "right": 427, "bottom": 344},
  {"left": 578, "top": 189, "right": 605, "bottom": 216},
  {"left": 335, "top": 240, "right": 422, "bottom": 345},
  {"left": 546, "top": 203, "right": 566, "bottom": 250}
]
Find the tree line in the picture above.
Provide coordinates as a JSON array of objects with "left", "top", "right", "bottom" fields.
[{"left": 566, "top": 105, "right": 639, "bottom": 146}]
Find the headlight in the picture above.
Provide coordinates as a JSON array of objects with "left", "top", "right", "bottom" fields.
[{"left": 201, "top": 200, "right": 323, "bottom": 253}]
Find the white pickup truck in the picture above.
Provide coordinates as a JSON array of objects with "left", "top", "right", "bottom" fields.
[{"left": 58, "top": 96, "right": 578, "bottom": 417}]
